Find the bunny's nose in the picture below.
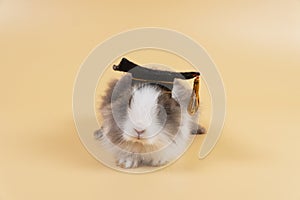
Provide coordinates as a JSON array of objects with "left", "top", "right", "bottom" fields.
[{"left": 134, "top": 129, "right": 145, "bottom": 136}]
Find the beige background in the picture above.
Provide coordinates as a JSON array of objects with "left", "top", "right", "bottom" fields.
[{"left": 1, "top": 0, "right": 300, "bottom": 199}]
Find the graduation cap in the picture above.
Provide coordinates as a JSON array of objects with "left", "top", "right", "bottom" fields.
[{"left": 113, "top": 58, "right": 200, "bottom": 115}]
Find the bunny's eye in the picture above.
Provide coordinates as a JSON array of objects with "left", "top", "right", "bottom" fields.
[{"left": 128, "top": 96, "right": 133, "bottom": 108}]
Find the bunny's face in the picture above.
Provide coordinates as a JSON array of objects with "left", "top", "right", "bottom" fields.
[{"left": 121, "top": 85, "right": 181, "bottom": 148}]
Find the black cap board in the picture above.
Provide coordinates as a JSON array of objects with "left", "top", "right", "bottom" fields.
[{"left": 113, "top": 58, "right": 200, "bottom": 91}]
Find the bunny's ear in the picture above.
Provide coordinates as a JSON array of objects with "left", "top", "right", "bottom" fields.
[{"left": 171, "top": 79, "right": 187, "bottom": 101}]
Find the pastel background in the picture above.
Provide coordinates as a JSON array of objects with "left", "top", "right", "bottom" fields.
[{"left": 1, "top": 0, "right": 299, "bottom": 199}]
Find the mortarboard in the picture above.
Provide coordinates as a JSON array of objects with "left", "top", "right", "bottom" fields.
[{"left": 113, "top": 58, "right": 200, "bottom": 115}]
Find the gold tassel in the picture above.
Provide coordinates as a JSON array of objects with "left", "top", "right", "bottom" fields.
[{"left": 188, "top": 76, "right": 200, "bottom": 115}]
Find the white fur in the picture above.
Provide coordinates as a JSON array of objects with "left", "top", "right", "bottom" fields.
[{"left": 123, "top": 86, "right": 163, "bottom": 142}]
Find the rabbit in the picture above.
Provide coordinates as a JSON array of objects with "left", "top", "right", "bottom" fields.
[{"left": 94, "top": 74, "right": 205, "bottom": 169}]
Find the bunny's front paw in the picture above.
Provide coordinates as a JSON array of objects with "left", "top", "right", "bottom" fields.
[
  {"left": 150, "top": 159, "right": 169, "bottom": 167},
  {"left": 117, "top": 157, "right": 140, "bottom": 169}
]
